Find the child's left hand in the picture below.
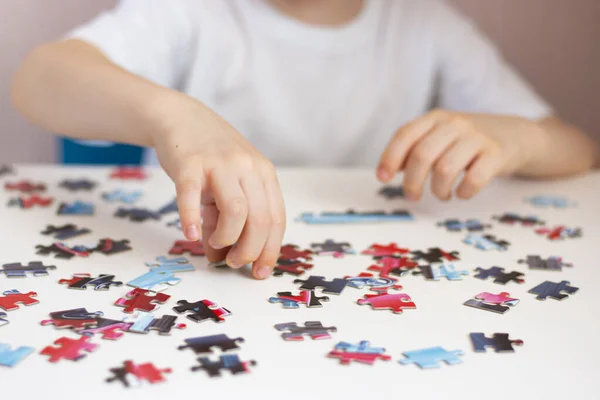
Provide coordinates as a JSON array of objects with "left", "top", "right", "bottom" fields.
[{"left": 376, "top": 109, "right": 545, "bottom": 201}]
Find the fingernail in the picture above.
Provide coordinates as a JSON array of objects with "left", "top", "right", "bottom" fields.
[
  {"left": 257, "top": 266, "right": 272, "bottom": 279},
  {"left": 378, "top": 168, "right": 390, "bottom": 181},
  {"left": 186, "top": 224, "right": 199, "bottom": 240}
]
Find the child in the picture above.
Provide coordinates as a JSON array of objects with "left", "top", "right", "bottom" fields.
[{"left": 11, "top": 0, "right": 597, "bottom": 279}]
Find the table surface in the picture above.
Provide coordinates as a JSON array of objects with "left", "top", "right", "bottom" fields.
[{"left": 0, "top": 166, "right": 599, "bottom": 400}]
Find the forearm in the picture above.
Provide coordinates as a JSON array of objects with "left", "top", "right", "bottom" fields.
[{"left": 11, "top": 39, "right": 179, "bottom": 147}]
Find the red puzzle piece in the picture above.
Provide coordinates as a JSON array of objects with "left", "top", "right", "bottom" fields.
[
  {"left": 328, "top": 350, "right": 391, "bottom": 365},
  {"left": 279, "top": 244, "right": 314, "bottom": 261},
  {"left": 115, "top": 288, "right": 170, "bottom": 313},
  {"left": 475, "top": 292, "right": 519, "bottom": 306},
  {"left": 0, "top": 291, "right": 39, "bottom": 311},
  {"left": 40, "top": 336, "right": 98, "bottom": 363},
  {"left": 4, "top": 180, "right": 46, "bottom": 193},
  {"left": 12, "top": 195, "right": 54, "bottom": 209},
  {"left": 362, "top": 243, "right": 410, "bottom": 257},
  {"left": 109, "top": 167, "right": 148, "bottom": 180},
  {"left": 169, "top": 240, "right": 205, "bottom": 256},
  {"left": 80, "top": 321, "right": 132, "bottom": 340},
  {"left": 357, "top": 291, "right": 416, "bottom": 314},
  {"left": 368, "top": 256, "right": 418, "bottom": 278},
  {"left": 125, "top": 360, "right": 172, "bottom": 383}
]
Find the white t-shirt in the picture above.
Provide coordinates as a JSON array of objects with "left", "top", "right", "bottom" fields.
[{"left": 68, "top": 0, "right": 551, "bottom": 167}]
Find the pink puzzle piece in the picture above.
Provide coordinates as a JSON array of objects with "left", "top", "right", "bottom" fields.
[
  {"left": 368, "top": 256, "right": 418, "bottom": 278},
  {"left": 475, "top": 292, "right": 519, "bottom": 306},
  {"left": 328, "top": 350, "right": 392, "bottom": 365},
  {"left": 357, "top": 291, "right": 416, "bottom": 314}
]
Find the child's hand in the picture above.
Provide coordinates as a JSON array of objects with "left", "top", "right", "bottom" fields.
[
  {"left": 152, "top": 96, "right": 286, "bottom": 279},
  {"left": 377, "top": 110, "right": 545, "bottom": 201}
]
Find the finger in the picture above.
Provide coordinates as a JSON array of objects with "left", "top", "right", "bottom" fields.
[
  {"left": 208, "top": 169, "right": 248, "bottom": 249},
  {"left": 176, "top": 177, "right": 202, "bottom": 241},
  {"left": 402, "top": 123, "right": 461, "bottom": 201},
  {"left": 431, "top": 136, "right": 485, "bottom": 200},
  {"left": 377, "top": 111, "right": 445, "bottom": 182},
  {"left": 226, "top": 173, "right": 271, "bottom": 269},
  {"left": 200, "top": 204, "right": 229, "bottom": 263},
  {"left": 252, "top": 171, "right": 286, "bottom": 279},
  {"left": 456, "top": 149, "right": 503, "bottom": 199}
]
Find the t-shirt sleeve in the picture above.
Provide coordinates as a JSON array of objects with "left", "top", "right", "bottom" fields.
[
  {"left": 431, "top": 1, "right": 552, "bottom": 120},
  {"left": 66, "top": 0, "right": 197, "bottom": 90}
]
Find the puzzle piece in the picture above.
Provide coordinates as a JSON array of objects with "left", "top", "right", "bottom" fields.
[
  {"left": 157, "top": 198, "right": 178, "bottom": 215},
  {"left": 123, "top": 312, "right": 186, "bottom": 335},
  {"left": 529, "top": 280, "right": 579, "bottom": 301},
  {"left": 328, "top": 342, "right": 391, "bottom": 365},
  {"left": 379, "top": 185, "right": 404, "bottom": 199},
  {"left": 492, "top": 213, "right": 544, "bottom": 226},
  {"left": 110, "top": 167, "right": 148, "bottom": 180},
  {"left": 59, "top": 179, "right": 97, "bottom": 191},
  {"left": 0, "top": 343, "right": 34, "bottom": 367},
  {"left": 102, "top": 189, "right": 142, "bottom": 204},
  {"left": 107, "top": 360, "right": 172, "bottom": 387},
  {"left": 144, "top": 256, "right": 195, "bottom": 271},
  {"left": 357, "top": 291, "right": 416, "bottom": 314},
  {"left": 0, "top": 165, "right": 14, "bottom": 177},
  {"left": 367, "top": 256, "right": 418, "bottom": 278},
  {"left": 0, "top": 290, "right": 39, "bottom": 311},
  {"left": 36, "top": 243, "right": 92, "bottom": 259},
  {"left": 273, "top": 258, "right": 314, "bottom": 277},
  {"left": 294, "top": 276, "right": 348, "bottom": 295},
  {"left": 518, "top": 255, "right": 572, "bottom": 271},
  {"left": 474, "top": 267, "right": 525, "bottom": 285},
  {"left": 95, "top": 238, "right": 132, "bottom": 255},
  {"left": 344, "top": 272, "right": 401, "bottom": 289},
  {"left": 41, "top": 224, "right": 91, "bottom": 240},
  {"left": 334, "top": 341, "right": 386, "bottom": 354},
  {"left": 178, "top": 334, "right": 244, "bottom": 354},
  {"left": 41, "top": 308, "right": 103, "bottom": 329},
  {"left": 412, "top": 264, "right": 468, "bottom": 281},
  {"left": 274, "top": 321, "right": 337, "bottom": 341},
  {"left": 115, "top": 289, "right": 170, "bottom": 313},
  {"left": 463, "top": 234, "right": 510, "bottom": 251},
  {"left": 310, "top": 239, "right": 355, "bottom": 258},
  {"left": 296, "top": 210, "right": 413, "bottom": 223},
  {"left": 5, "top": 180, "right": 46, "bottom": 193},
  {"left": 362, "top": 242, "right": 410, "bottom": 257},
  {"left": 191, "top": 354, "right": 256, "bottom": 377},
  {"left": 398, "top": 347, "right": 464, "bottom": 369},
  {"left": 0, "top": 261, "right": 56, "bottom": 277},
  {"left": 40, "top": 336, "right": 98, "bottom": 363},
  {"left": 169, "top": 240, "right": 205, "bottom": 256},
  {"left": 279, "top": 244, "right": 314, "bottom": 261},
  {"left": 535, "top": 226, "right": 582, "bottom": 241},
  {"left": 437, "top": 219, "right": 491, "bottom": 232},
  {"left": 8, "top": 195, "right": 54, "bottom": 209},
  {"left": 79, "top": 318, "right": 132, "bottom": 340},
  {"left": 410, "top": 248, "right": 460, "bottom": 263},
  {"left": 59, "top": 273, "right": 123, "bottom": 291},
  {"left": 57, "top": 200, "right": 95, "bottom": 216},
  {"left": 167, "top": 218, "right": 182, "bottom": 230},
  {"left": 127, "top": 271, "right": 181, "bottom": 292},
  {"left": 173, "top": 299, "right": 231, "bottom": 323},
  {"left": 470, "top": 333, "right": 523, "bottom": 353},
  {"left": 0, "top": 312, "right": 7, "bottom": 327},
  {"left": 115, "top": 207, "right": 162, "bottom": 222},
  {"left": 269, "top": 290, "right": 330, "bottom": 308},
  {"left": 464, "top": 292, "right": 519, "bottom": 314},
  {"left": 526, "top": 195, "right": 574, "bottom": 208}
]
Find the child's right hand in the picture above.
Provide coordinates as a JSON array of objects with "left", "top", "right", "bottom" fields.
[{"left": 151, "top": 95, "right": 286, "bottom": 280}]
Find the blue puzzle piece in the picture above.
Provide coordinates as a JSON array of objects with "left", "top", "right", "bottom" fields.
[
  {"left": 268, "top": 297, "right": 299, "bottom": 309},
  {"left": 0, "top": 343, "right": 35, "bottom": 367},
  {"left": 123, "top": 312, "right": 156, "bottom": 333},
  {"left": 437, "top": 219, "right": 490, "bottom": 232},
  {"left": 57, "top": 201, "right": 95, "bottom": 216},
  {"left": 0, "top": 312, "right": 8, "bottom": 327},
  {"left": 526, "top": 195, "right": 573, "bottom": 208},
  {"left": 102, "top": 189, "right": 142, "bottom": 204},
  {"left": 145, "top": 256, "right": 195, "bottom": 273},
  {"left": 158, "top": 198, "right": 178, "bottom": 215},
  {"left": 437, "top": 264, "right": 469, "bottom": 281},
  {"left": 335, "top": 341, "right": 385, "bottom": 354},
  {"left": 296, "top": 210, "right": 413, "bottom": 224},
  {"left": 127, "top": 270, "right": 181, "bottom": 292},
  {"left": 463, "top": 234, "right": 508, "bottom": 251},
  {"left": 399, "top": 346, "right": 464, "bottom": 369}
]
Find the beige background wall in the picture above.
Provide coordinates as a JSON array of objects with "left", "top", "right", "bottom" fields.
[{"left": 1, "top": 0, "right": 598, "bottom": 163}]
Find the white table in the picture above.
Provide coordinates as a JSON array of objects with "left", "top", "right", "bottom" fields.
[{"left": 0, "top": 166, "right": 599, "bottom": 400}]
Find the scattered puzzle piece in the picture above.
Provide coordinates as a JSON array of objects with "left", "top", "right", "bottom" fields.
[
  {"left": 310, "top": 239, "right": 355, "bottom": 258},
  {"left": 437, "top": 219, "right": 491, "bottom": 232},
  {"left": 518, "top": 255, "right": 572, "bottom": 271},
  {"left": 36, "top": 243, "right": 92, "bottom": 259},
  {"left": 178, "top": 334, "right": 244, "bottom": 354},
  {"left": 335, "top": 341, "right": 385, "bottom": 354},
  {"left": 474, "top": 267, "right": 524, "bottom": 285},
  {"left": 344, "top": 272, "right": 401, "bottom": 290},
  {"left": 167, "top": 218, "right": 182, "bottom": 230},
  {"left": 79, "top": 318, "right": 132, "bottom": 340},
  {"left": 59, "top": 273, "right": 123, "bottom": 291},
  {"left": 294, "top": 276, "right": 348, "bottom": 295},
  {"left": 0, "top": 290, "right": 39, "bottom": 312},
  {"left": 0, "top": 312, "right": 7, "bottom": 327},
  {"left": 0, "top": 343, "right": 34, "bottom": 367},
  {"left": 470, "top": 333, "right": 523, "bottom": 353},
  {"left": 492, "top": 213, "right": 544, "bottom": 226},
  {"left": 173, "top": 299, "right": 231, "bottom": 323},
  {"left": 412, "top": 264, "right": 468, "bottom": 281},
  {"left": 410, "top": 248, "right": 459, "bottom": 263},
  {"left": 529, "top": 280, "right": 579, "bottom": 301},
  {"left": 115, "top": 207, "right": 162, "bottom": 222},
  {"left": 275, "top": 321, "right": 337, "bottom": 341},
  {"left": 59, "top": 179, "right": 97, "bottom": 191},
  {"left": 41, "top": 308, "right": 103, "bottom": 329},
  {"left": 115, "top": 288, "right": 170, "bottom": 313},
  {"left": 191, "top": 354, "right": 256, "bottom": 377},
  {"left": 57, "top": 200, "right": 95, "bottom": 216},
  {"left": 379, "top": 185, "right": 404, "bottom": 199},
  {"left": 269, "top": 290, "right": 330, "bottom": 308},
  {"left": 279, "top": 244, "right": 314, "bottom": 261},
  {"left": 95, "top": 238, "right": 132, "bottom": 255},
  {"left": 296, "top": 210, "right": 413, "bottom": 223},
  {"left": 110, "top": 167, "right": 148, "bottom": 180},
  {"left": 463, "top": 234, "right": 510, "bottom": 251},
  {"left": 107, "top": 360, "right": 172, "bottom": 387},
  {"left": 0, "top": 261, "right": 56, "bottom": 277},
  {"left": 357, "top": 291, "right": 416, "bottom": 314},
  {"left": 40, "top": 336, "right": 98, "bottom": 363},
  {"left": 8, "top": 195, "right": 54, "bottom": 209},
  {"left": 535, "top": 226, "right": 582, "bottom": 241},
  {"left": 41, "top": 224, "right": 91, "bottom": 240},
  {"left": 102, "top": 189, "right": 142, "bottom": 204},
  {"left": 4, "top": 180, "right": 46, "bottom": 193},
  {"left": 367, "top": 256, "right": 418, "bottom": 278},
  {"left": 157, "top": 198, "right": 178, "bottom": 215},
  {"left": 123, "top": 312, "right": 186, "bottom": 335},
  {"left": 328, "top": 341, "right": 391, "bottom": 365},
  {"left": 525, "top": 195, "right": 574, "bottom": 208},
  {"left": 398, "top": 347, "right": 463, "bottom": 369},
  {"left": 273, "top": 258, "right": 314, "bottom": 277},
  {"left": 362, "top": 242, "right": 409, "bottom": 257},
  {"left": 169, "top": 240, "right": 205, "bottom": 256},
  {"left": 464, "top": 292, "right": 519, "bottom": 314},
  {"left": 127, "top": 270, "right": 181, "bottom": 292}
]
